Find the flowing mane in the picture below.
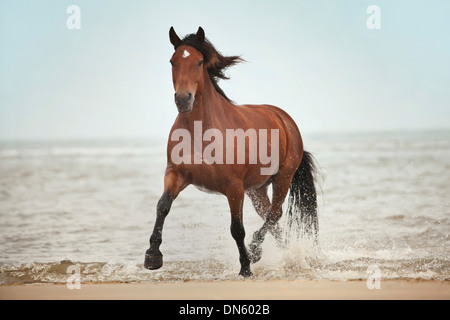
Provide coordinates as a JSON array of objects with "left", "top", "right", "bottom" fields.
[{"left": 175, "top": 33, "right": 243, "bottom": 103}]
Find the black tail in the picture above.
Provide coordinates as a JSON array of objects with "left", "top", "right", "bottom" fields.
[{"left": 285, "top": 150, "right": 319, "bottom": 242}]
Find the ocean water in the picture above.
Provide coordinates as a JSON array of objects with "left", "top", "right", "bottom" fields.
[{"left": 0, "top": 131, "right": 449, "bottom": 284}]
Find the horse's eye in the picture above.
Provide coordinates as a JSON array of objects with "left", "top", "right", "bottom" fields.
[
  {"left": 198, "top": 60, "right": 204, "bottom": 67},
  {"left": 170, "top": 60, "right": 174, "bottom": 66}
]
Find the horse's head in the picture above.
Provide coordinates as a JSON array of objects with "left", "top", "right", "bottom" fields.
[{"left": 169, "top": 27, "right": 206, "bottom": 114}]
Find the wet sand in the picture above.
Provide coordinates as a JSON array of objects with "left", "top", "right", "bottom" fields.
[{"left": 1, "top": 280, "right": 449, "bottom": 300}]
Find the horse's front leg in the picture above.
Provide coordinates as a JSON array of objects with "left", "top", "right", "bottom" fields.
[
  {"left": 226, "top": 182, "right": 252, "bottom": 277},
  {"left": 144, "top": 171, "right": 186, "bottom": 270},
  {"left": 144, "top": 190, "right": 172, "bottom": 269}
]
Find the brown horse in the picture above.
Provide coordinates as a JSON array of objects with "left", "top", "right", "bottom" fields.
[{"left": 144, "top": 27, "right": 318, "bottom": 277}]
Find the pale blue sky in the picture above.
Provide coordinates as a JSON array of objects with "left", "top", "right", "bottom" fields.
[{"left": 0, "top": 0, "right": 449, "bottom": 140}]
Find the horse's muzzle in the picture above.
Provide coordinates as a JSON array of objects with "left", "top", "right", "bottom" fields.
[{"left": 175, "top": 92, "right": 194, "bottom": 113}]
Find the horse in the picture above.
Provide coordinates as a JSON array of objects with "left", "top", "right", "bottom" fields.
[{"left": 144, "top": 26, "right": 318, "bottom": 277}]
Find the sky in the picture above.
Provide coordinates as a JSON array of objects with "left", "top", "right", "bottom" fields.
[{"left": 0, "top": 0, "right": 449, "bottom": 140}]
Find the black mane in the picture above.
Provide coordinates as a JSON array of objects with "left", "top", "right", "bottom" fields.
[{"left": 175, "top": 34, "right": 243, "bottom": 103}]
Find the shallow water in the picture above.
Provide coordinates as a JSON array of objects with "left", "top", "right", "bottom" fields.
[{"left": 0, "top": 131, "right": 449, "bottom": 284}]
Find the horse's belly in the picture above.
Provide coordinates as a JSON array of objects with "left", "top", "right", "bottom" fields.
[
  {"left": 187, "top": 164, "right": 272, "bottom": 195},
  {"left": 192, "top": 183, "right": 223, "bottom": 195}
]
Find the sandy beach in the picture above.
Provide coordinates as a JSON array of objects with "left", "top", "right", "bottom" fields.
[{"left": 1, "top": 280, "right": 449, "bottom": 300}]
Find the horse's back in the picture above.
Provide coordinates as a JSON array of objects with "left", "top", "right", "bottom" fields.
[{"left": 237, "top": 104, "right": 304, "bottom": 161}]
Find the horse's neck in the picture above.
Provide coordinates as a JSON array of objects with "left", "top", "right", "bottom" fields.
[{"left": 181, "top": 73, "right": 231, "bottom": 128}]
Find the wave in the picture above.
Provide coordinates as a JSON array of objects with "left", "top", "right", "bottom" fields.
[
  {"left": 1, "top": 253, "right": 448, "bottom": 285},
  {"left": 1, "top": 132, "right": 449, "bottom": 285}
]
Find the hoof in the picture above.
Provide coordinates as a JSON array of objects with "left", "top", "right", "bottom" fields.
[
  {"left": 249, "top": 242, "right": 262, "bottom": 264},
  {"left": 144, "top": 253, "right": 163, "bottom": 270},
  {"left": 239, "top": 268, "right": 253, "bottom": 278}
]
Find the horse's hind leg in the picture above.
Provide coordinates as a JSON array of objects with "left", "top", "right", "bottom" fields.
[
  {"left": 247, "top": 187, "right": 283, "bottom": 244},
  {"left": 249, "top": 173, "right": 293, "bottom": 263},
  {"left": 246, "top": 187, "right": 270, "bottom": 220}
]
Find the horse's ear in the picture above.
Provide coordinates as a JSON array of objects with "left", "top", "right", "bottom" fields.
[
  {"left": 196, "top": 26, "right": 205, "bottom": 43},
  {"left": 169, "top": 26, "right": 180, "bottom": 48}
]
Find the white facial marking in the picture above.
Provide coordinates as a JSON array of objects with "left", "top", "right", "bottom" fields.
[{"left": 182, "top": 49, "right": 190, "bottom": 58}]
